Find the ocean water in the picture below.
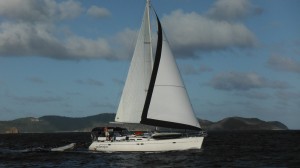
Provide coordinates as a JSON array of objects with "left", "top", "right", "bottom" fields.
[{"left": 0, "top": 131, "right": 299, "bottom": 167}]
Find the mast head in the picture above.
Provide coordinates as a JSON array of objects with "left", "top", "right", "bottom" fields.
[{"left": 147, "top": 0, "right": 151, "bottom": 10}]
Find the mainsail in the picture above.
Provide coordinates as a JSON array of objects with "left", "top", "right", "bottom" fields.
[{"left": 115, "top": 0, "right": 201, "bottom": 130}]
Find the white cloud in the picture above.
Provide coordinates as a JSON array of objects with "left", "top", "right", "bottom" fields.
[
  {"left": 0, "top": 0, "right": 259, "bottom": 60},
  {"left": 0, "top": 0, "right": 118, "bottom": 60},
  {"left": 0, "top": 0, "right": 83, "bottom": 22},
  {"left": 0, "top": 0, "right": 52, "bottom": 22},
  {"left": 58, "top": 0, "right": 83, "bottom": 20},
  {"left": 0, "top": 0, "right": 112, "bottom": 59},
  {"left": 182, "top": 64, "right": 213, "bottom": 75},
  {"left": 210, "top": 72, "right": 288, "bottom": 91},
  {"left": 206, "top": 0, "right": 262, "bottom": 21},
  {"left": 112, "top": 28, "right": 139, "bottom": 59},
  {"left": 65, "top": 36, "right": 113, "bottom": 59},
  {"left": 162, "top": 10, "right": 257, "bottom": 57},
  {"left": 267, "top": 55, "right": 300, "bottom": 74},
  {"left": 87, "top": 6, "right": 111, "bottom": 18},
  {"left": 0, "top": 21, "right": 114, "bottom": 59},
  {"left": 0, "top": 22, "right": 66, "bottom": 57}
]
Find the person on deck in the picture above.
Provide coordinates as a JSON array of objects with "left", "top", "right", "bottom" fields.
[{"left": 104, "top": 127, "right": 110, "bottom": 141}]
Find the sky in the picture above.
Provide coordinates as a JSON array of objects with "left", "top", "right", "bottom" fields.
[{"left": 0, "top": 0, "right": 299, "bottom": 129}]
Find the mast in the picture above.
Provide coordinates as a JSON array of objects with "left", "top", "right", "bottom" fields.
[
  {"left": 144, "top": 0, "right": 153, "bottom": 92},
  {"left": 146, "top": 0, "right": 153, "bottom": 67}
]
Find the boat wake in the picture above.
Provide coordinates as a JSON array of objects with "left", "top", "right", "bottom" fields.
[{"left": 0, "top": 143, "right": 77, "bottom": 153}]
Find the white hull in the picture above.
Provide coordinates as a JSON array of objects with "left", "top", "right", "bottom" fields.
[{"left": 88, "top": 136, "right": 204, "bottom": 152}]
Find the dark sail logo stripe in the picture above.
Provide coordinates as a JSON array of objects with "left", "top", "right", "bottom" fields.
[{"left": 141, "top": 14, "right": 162, "bottom": 121}]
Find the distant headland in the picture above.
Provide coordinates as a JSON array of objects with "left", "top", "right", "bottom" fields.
[{"left": 0, "top": 113, "right": 288, "bottom": 133}]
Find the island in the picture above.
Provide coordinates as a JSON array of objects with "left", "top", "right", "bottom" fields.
[{"left": 0, "top": 113, "right": 288, "bottom": 133}]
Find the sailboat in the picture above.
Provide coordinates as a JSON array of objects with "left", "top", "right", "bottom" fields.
[{"left": 88, "top": 0, "right": 204, "bottom": 152}]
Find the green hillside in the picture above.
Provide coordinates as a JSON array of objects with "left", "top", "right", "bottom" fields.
[
  {"left": 0, "top": 113, "right": 115, "bottom": 133},
  {"left": 0, "top": 114, "right": 289, "bottom": 133}
]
